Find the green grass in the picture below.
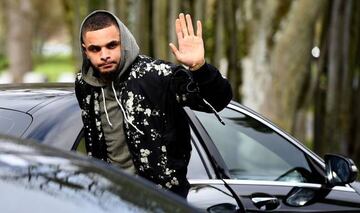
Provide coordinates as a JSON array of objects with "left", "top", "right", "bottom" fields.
[{"left": 34, "top": 55, "right": 77, "bottom": 82}]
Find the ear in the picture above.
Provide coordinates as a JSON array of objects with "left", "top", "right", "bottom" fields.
[
  {"left": 81, "top": 43, "right": 86, "bottom": 51},
  {"left": 81, "top": 43, "right": 89, "bottom": 58}
]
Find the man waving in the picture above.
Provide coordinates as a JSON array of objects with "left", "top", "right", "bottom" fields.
[{"left": 75, "top": 10, "right": 232, "bottom": 198}]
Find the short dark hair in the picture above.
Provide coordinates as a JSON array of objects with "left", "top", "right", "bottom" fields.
[{"left": 81, "top": 12, "right": 118, "bottom": 41}]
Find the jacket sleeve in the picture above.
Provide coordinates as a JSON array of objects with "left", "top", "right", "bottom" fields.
[{"left": 190, "top": 63, "right": 232, "bottom": 111}]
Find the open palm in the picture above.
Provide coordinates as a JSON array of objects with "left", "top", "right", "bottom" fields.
[{"left": 169, "top": 13, "right": 205, "bottom": 70}]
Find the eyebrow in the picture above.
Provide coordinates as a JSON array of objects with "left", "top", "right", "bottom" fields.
[{"left": 87, "top": 40, "right": 120, "bottom": 49}]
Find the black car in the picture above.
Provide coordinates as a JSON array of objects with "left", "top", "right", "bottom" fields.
[
  {"left": 0, "top": 135, "right": 199, "bottom": 213},
  {"left": 1, "top": 83, "right": 360, "bottom": 212}
]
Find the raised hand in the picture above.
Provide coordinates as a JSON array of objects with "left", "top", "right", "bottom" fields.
[{"left": 169, "top": 13, "right": 205, "bottom": 71}]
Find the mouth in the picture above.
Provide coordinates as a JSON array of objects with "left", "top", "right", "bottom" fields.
[
  {"left": 103, "top": 64, "right": 114, "bottom": 69},
  {"left": 99, "top": 62, "right": 116, "bottom": 69}
]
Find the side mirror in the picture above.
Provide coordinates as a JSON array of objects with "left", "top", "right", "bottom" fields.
[{"left": 324, "top": 154, "right": 358, "bottom": 186}]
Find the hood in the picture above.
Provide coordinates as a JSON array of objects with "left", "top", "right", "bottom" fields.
[{"left": 80, "top": 10, "right": 140, "bottom": 87}]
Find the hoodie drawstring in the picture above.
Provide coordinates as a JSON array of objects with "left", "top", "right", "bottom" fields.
[
  {"left": 101, "top": 87, "right": 113, "bottom": 127},
  {"left": 111, "top": 82, "right": 144, "bottom": 135},
  {"left": 102, "top": 82, "right": 222, "bottom": 135}
]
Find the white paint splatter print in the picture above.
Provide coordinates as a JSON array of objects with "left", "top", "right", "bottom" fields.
[{"left": 144, "top": 108, "right": 151, "bottom": 117}]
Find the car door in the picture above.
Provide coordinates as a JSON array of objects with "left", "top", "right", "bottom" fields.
[
  {"left": 187, "top": 104, "right": 360, "bottom": 212},
  {"left": 186, "top": 128, "right": 243, "bottom": 212}
]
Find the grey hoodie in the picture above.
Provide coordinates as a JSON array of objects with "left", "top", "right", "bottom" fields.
[
  {"left": 80, "top": 10, "right": 139, "bottom": 174},
  {"left": 80, "top": 10, "right": 139, "bottom": 87}
]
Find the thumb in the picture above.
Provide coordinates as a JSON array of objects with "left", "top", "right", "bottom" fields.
[{"left": 169, "top": 43, "right": 180, "bottom": 58}]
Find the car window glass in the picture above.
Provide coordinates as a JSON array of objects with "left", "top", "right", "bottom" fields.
[
  {"left": 187, "top": 138, "right": 209, "bottom": 179},
  {"left": 24, "top": 98, "right": 83, "bottom": 151},
  {"left": 194, "top": 108, "right": 316, "bottom": 183},
  {"left": 0, "top": 109, "right": 32, "bottom": 137}
]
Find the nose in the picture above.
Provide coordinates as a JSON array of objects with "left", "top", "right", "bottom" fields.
[{"left": 100, "top": 49, "right": 110, "bottom": 61}]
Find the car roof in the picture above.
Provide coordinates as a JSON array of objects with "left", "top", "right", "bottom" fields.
[
  {"left": 0, "top": 83, "right": 75, "bottom": 113},
  {"left": 0, "top": 135, "right": 200, "bottom": 213}
]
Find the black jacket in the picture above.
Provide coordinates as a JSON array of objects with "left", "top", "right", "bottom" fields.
[{"left": 75, "top": 55, "right": 232, "bottom": 197}]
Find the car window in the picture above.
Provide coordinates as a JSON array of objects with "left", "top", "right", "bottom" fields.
[
  {"left": 0, "top": 109, "right": 32, "bottom": 137},
  {"left": 194, "top": 108, "right": 317, "bottom": 183},
  {"left": 187, "top": 135, "right": 210, "bottom": 179},
  {"left": 23, "top": 97, "right": 83, "bottom": 151}
]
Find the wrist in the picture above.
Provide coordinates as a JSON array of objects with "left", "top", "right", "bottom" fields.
[{"left": 189, "top": 59, "right": 206, "bottom": 71}]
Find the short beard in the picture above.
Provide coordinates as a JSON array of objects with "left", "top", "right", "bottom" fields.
[
  {"left": 92, "top": 64, "right": 119, "bottom": 82},
  {"left": 100, "top": 68, "right": 117, "bottom": 80}
]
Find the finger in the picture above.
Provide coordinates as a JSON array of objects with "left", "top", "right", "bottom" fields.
[
  {"left": 177, "top": 32, "right": 184, "bottom": 43},
  {"left": 169, "top": 43, "right": 180, "bottom": 57},
  {"left": 179, "top": 13, "right": 189, "bottom": 37},
  {"left": 185, "top": 14, "right": 194, "bottom": 36},
  {"left": 175, "top": 19, "right": 183, "bottom": 39},
  {"left": 196, "top": 20, "right": 202, "bottom": 37}
]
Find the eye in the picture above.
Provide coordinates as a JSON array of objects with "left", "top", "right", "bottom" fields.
[
  {"left": 88, "top": 46, "right": 101, "bottom": 53},
  {"left": 107, "top": 41, "right": 120, "bottom": 49}
]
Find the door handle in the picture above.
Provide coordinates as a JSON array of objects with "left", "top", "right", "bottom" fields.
[
  {"left": 207, "top": 203, "right": 239, "bottom": 213},
  {"left": 251, "top": 194, "right": 280, "bottom": 211},
  {"left": 252, "top": 197, "right": 278, "bottom": 204}
]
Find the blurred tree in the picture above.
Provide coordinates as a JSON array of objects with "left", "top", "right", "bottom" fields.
[
  {"left": 224, "top": 0, "right": 241, "bottom": 101},
  {"left": 241, "top": 0, "right": 286, "bottom": 115},
  {"left": 62, "top": 0, "right": 83, "bottom": 67},
  {"left": 0, "top": 2, "right": 8, "bottom": 72},
  {"left": 168, "top": 0, "right": 181, "bottom": 62},
  {"left": 315, "top": 0, "right": 360, "bottom": 162},
  {"left": 32, "top": 0, "right": 68, "bottom": 56},
  {"left": 324, "top": 0, "right": 350, "bottom": 154},
  {"left": 212, "top": 0, "right": 224, "bottom": 69},
  {"left": 132, "top": 0, "right": 151, "bottom": 55},
  {"left": 181, "top": 0, "right": 193, "bottom": 15},
  {"left": 0, "top": 1, "right": 5, "bottom": 57},
  {"left": 194, "top": 0, "right": 205, "bottom": 23},
  {"left": 267, "top": 0, "right": 325, "bottom": 137},
  {"left": 153, "top": 0, "right": 168, "bottom": 60},
  {"left": 350, "top": 1, "right": 360, "bottom": 165},
  {"left": 242, "top": 0, "right": 325, "bottom": 134},
  {"left": 116, "top": 0, "right": 129, "bottom": 26},
  {"left": 4, "top": 0, "right": 34, "bottom": 82},
  {"left": 107, "top": 0, "right": 116, "bottom": 14},
  {"left": 88, "top": 0, "right": 106, "bottom": 11}
]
